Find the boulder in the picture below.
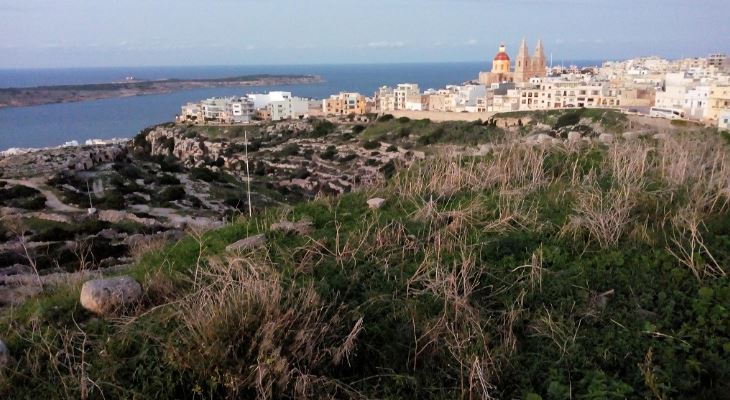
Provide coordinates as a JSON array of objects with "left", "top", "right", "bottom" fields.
[
  {"left": 622, "top": 131, "right": 645, "bottom": 140},
  {"left": 367, "top": 197, "right": 386, "bottom": 209},
  {"left": 226, "top": 234, "right": 266, "bottom": 252},
  {"left": 271, "top": 219, "right": 314, "bottom": 235},
  {"left": 653, "top": 133, "right": 669, "bottom": 140},
  {"left": 598, "top": 133, "right": 614, "bottom": 144},
  {"left": 567, "top": 131, "right": 582, "bottom": 142},
  {"left": 80, "top": 276, "right": 142, "bottom": 315},
  {"left": 0, "top": 339, "right": 8, "bottom": 368},
  {"left": 536, "top": 134, "right": 553, "bottom": 144}
]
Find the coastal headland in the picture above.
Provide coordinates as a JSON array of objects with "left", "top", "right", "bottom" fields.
[{"left": 0, "top": 74, "right": 323, "bottom": 109}]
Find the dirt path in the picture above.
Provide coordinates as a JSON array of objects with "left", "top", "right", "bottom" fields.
[{"left": 2, "top": 178, "right": 82, "bottom": 213}]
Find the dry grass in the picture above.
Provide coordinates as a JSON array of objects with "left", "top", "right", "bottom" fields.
[
  {"left": 666, "top": 205, "right": 725, "bottom": 280},
  {"left": 170, "top": 253, "right": 364, "bottom": 399},
  {"left": 561, "top": 180, "right": 637, "bottom": 249},
  {"left": 408, "top": 246, "right": 498, "bottom": 398},
  {"left": 10, "top": 317, "right": 102, "bottom": 399}
]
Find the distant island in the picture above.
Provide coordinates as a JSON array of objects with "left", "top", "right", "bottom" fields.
[{"left": 0, "top": 74, "right": 323, "bottom": 109}]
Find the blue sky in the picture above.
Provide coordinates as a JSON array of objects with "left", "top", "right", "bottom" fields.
[{"left": 0, "top": 0, "right": 728, "bottom": 68}]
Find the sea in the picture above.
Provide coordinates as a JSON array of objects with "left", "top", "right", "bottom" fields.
[{"left": 0, "top": 62, "right": 599, "bottom": 151}]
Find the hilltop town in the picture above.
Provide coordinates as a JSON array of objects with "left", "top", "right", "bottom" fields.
[{"left": 176, "top": 41, "right": 730, "bottom": 130}]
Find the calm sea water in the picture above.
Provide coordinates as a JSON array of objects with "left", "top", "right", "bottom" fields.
[{"left": 0, "top": 62, "right": 599, "bottom": 150}]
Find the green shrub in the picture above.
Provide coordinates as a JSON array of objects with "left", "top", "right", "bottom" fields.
[
  {"left": 362, "top": 140, "right": 380, "bottom": 150},
  {"left": 554, "top": 111, "right": 582, "bottom": 129},
  {"left": 157, "top": 174, "right": 181, "bottom": 186},
  {"left": 378, "top": 114, "right": 394, "bottom": 122},
  {"left": 311, "top": 120, "right": 336, "bottom": 137},
  {"left": 157, "top": 185, "right": 186, "bottom": 202},
  {"left": 320, "top": 145, "right": 338, "bottom": 160},
  {"left": 279, "top": 143, "right": 300, "bottom": 156},
  {"left": 190, "top": 167, "right": 223, "bottom": 182}
]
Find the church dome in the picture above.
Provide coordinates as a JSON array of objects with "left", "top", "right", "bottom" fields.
[{"left": 493, "top": 44, "right": 510, "bottom": 61}]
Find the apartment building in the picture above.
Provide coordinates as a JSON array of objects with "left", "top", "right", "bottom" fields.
[
  {"left": 374, "top": 86, "right": 396, "bottom": 112},
  {"left": 323, "top": 92, "right": 370, "bottom": 116},
  {"left": 707, "top": 84, "right": 730, "bottom": 123},
  {"left": 394, "top": 84, "right": 421, "bottom": 110}
]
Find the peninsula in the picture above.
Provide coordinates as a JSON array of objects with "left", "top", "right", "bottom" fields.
[{"left": 0, "top": 74, "right": 323, "bottom": 109}]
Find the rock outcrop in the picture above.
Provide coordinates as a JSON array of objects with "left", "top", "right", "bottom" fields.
[
  {"left": 598, "top": 133, "right": 614, "bottom": 144},
  {"left": 226, "top": 234, "right": 266, "bottom": 252},
  {"left": 80, "top": 276, "right": 142, "bottom": 315},
  {"left": 367, "top": 198, "right": 386, "bottom": 209},
  {"left": 271, "top": 219, "right": 314, "bottom": 235}
]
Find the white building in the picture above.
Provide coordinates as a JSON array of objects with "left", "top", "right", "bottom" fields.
[
  {"left": 375, "top": 86, "right": 396, "bottom": 112},
  {"left": 247, "top": 91, "right": 313, "bottom": 121},
  {"left": 394, "top": 83, "right": 421, "bottom": 110}
]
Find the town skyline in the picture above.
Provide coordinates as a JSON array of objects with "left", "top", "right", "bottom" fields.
[{"left": 1, "top": 0, "right": 729, "bottom": 68}]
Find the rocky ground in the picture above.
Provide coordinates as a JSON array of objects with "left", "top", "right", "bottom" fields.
[
  {"left": 1, "top": 109, "right": 708, "bottom": 307},
  {"left": 0, "top": 117, "right": 422, "bottom": 306}
]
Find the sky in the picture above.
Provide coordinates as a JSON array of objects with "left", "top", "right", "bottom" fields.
[{"left": 0, "top": 0, "right": 728, "bottom": 68}]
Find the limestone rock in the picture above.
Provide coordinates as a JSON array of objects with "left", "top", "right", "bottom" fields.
[
  {"left": 537, "top": 134, "right": 553, "bottom": 144},
  {"left": 598, "top": 133, "right": 614, "bottom": 144},
  {"left": 98, "top": 210, "right": 157, "bottom": 226},
  {"left": 80, "top": 276, "right": 142, "bottom": 315},
  {"left": 0, "top": 339, "right": 8, "bottom": 368},
  {"left": 367, "top": 197, "right": 386, "bottom": 209},
  {"left": 226, "top": 234, "right": 266, "bottom": 252},
  {"left": 567, "top": 131, "right": 582, "bottom": 142},
  {"left": 271, "top": 219, "right": 314, "bottom": 235},
  {"left": 621, "top": 132, "right": 641, "bottom": 140}
]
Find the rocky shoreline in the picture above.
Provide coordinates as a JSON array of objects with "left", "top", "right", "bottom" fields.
[{"left": 0, "top": 74, "right": 322, "bottom": 109}]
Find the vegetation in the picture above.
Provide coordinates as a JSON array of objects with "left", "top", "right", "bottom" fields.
[
  {"left": 0, "top": 185, "right": 46, "bottom": 210},
  {"left": 2, "top": 120, "right": 730, "bottom": 398}
]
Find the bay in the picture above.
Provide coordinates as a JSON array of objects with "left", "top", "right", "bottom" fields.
[{"left": 0, "top": 62, "right": 598, "bottom": 150}]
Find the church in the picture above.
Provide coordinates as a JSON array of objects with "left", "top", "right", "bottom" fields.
[{"left": 478, "top": 39, "right": 547, "bottom": 85}]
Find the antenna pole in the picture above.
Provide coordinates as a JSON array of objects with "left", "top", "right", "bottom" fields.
[{"left": 244, "top": 130, "right": 252, "bottom": 218}]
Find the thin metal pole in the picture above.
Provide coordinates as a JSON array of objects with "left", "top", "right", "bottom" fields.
[{"left": 244, "top": 130, "right": 252, "bottom": 218}]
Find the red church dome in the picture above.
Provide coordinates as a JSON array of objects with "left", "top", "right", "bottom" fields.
[
  {"left": 494, "top": 52, "right": 510, "bottom": 61},
  {"left": 493, "top": 44, "right": 510, "bottom": 61}
]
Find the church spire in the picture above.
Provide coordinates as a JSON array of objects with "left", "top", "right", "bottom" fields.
[
  {"left": 517, "top": 38, "right": 529, "bottom": 58},
  {"left": 514, "top": 37, "right": 531, "bottom": 82},
  {"left": 532, "top": 38, "right": 547, "bottom": 78},
  {"left": 535, "top": 39, "right": 545, "bottom": 58}
]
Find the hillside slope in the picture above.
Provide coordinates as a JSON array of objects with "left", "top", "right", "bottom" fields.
[{"left": 2, "top": 127, "right": 730, "bottom": 399}]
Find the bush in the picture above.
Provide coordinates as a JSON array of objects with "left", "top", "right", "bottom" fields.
[
  {"left": 320, "top": 145, "right": 338, "bottom": 160},
  {"left": 159, "top": 155, "right": 183, "bottom": 173},
  {"left": 157, "top": 174, "right": 181, "bottom": 186},
  {"left": 311, "top": 120, "right": 336, "bottom": 137},
  {"left": 191, "top": 167, "right": 223, "bottom": 183},
  {"left": 279, "top": 143, "right": 300, "bottom": 157},
  {"left": 0, "top": 185, "right": 40, "bottom": 199},
  {"left": 362, "top": 140, "right": 380, "bottom": 150},
  {"left": 97, "top": 192, "right": 126, "bottom": 209},
  {"left": 338, "top": 154, "right": 358, "bottom": 163},
  {"left": 397, "top": 116, "right": 410, "bottom": 123},
  {"left": 291, "top": 166, "right": 310, "bottom": 179},
  {"left": 554, "top": 111, "right": 582, "bottom": 129},
  {"left": 352, "top": 125, "right": 366, "bottom": 134},
  {"left": 157, "top": 185, "right": 186, "bottom": 202},
  {"left": 378, "top": 114, "right": 394, "bottom": 122}
]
